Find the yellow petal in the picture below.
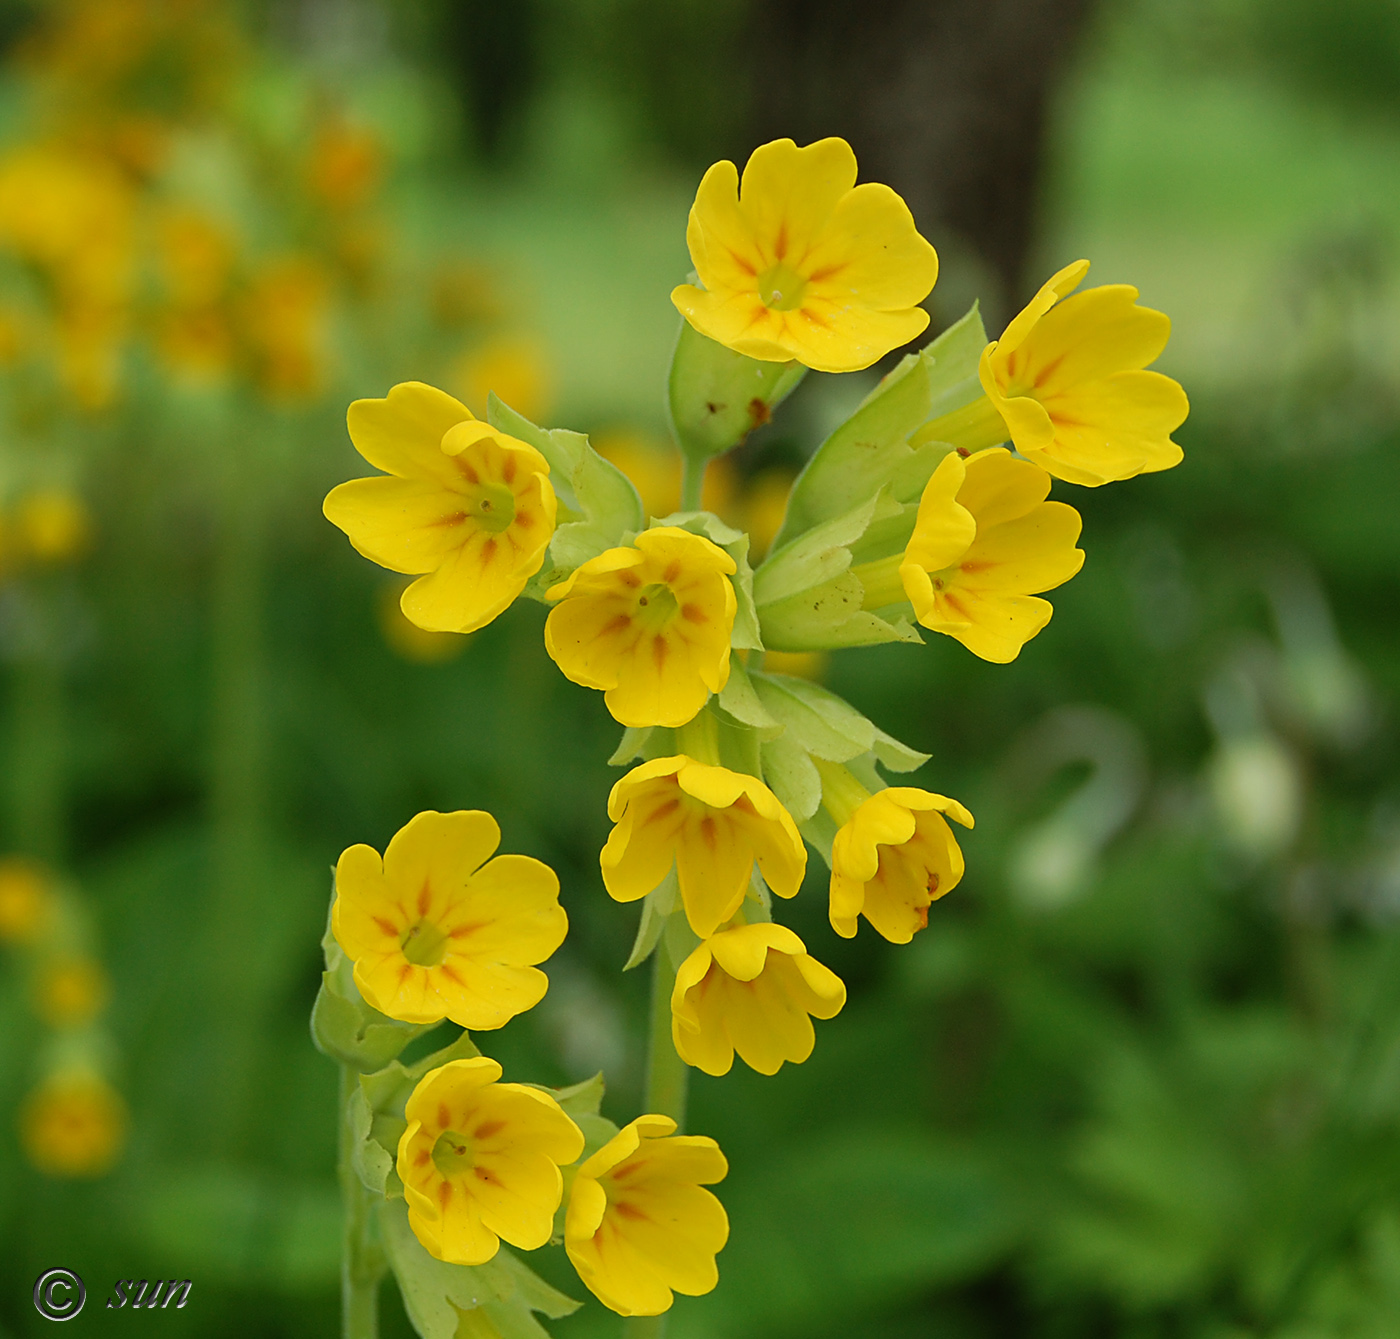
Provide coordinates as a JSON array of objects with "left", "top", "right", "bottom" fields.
[
  {"left": 383, "top": 810, "right": 501, "bottom": 906},
  {"left": 801, "top": 181, "right": 938, "bottom": 312},
  {"left": 956, "top": 501, "right": 1084, "bottom": 596},
  {"left": 778, "top": 299, "right": 930, "bottom": 375},
  {"left": 994, "top": 259, "right": 1089, "bottom": 358},
  {"left": 400, "top": 530, "right": 534, "bottom": 634},
  {"left": 904, "top": 452, "right": 976, "bottom": 574},
  {"left": 346, "top": 381, "right": 473, "bottom": 487},
  {"left": 685, "top": 158, "right": 763, "bottom": 294},
  {"left": 322, "top": 476, "right": 469, "bottom": 575},
  {"left": 1018, "top": 284, "right": 1170, "bottom": 388},
  {"left": 738, "top": 137, "right": 858, "bottom": 268},
  {"left": 954, "top": 448, "right": 1050, "bottom": 530},
  {"left": 670, "top": 285, "right": 796, "bottom": 364}
]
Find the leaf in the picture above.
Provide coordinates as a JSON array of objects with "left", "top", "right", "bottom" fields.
[
  {"left": 623, "top": 868, "right": 678, "bottom": 970},
  {"left": 488, "top": 395, "right": 645, "bottom": 577},
  {"left": 543, "top": 1072, "right": 606, "bottom": 1120},
  {"left": 668, "top": 317, "right": 807, "bottom": 461},
  {"left": 380, "top": 1200, "right": 580, "bottom": 1339},
  {"left": 717, "top": 657, "right": 781, "bottom": 734},
  {"left": 771, "top": 303, "right": 989, "bottom": 550}
]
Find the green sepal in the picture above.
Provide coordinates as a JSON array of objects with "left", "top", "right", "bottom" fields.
[
  {"left": 608, "top": 726, "right": 654, "bottom": 766},
  {"left": 379, "top": 1199, "right": 580, "bottom": 1339},
  {"left": 717, "top": 656, "right": 781, "bottom": 735},
  {"left": 753, "top": 490, "right": 923, "bottom": 652},
  {"left": 760, "top": 732, "right": 823, "bottom": 824},
  {"left": 348, "top": 1031, "right": 484, "bottom": 1197},
  {"left": 535, "top": 1073, "right": 619, "bottom": 1166},
  {"left": 751, "top": 673, "right": 930, "bottom": 772},
  {"left": 623, "top": 868, "right": 678, "bottom": 971},
  {"left": 648, "top": 510, "right": 762, "bottom": 651},
  {"left": 771, "top": 303, "right": 990, "bottom": 551},
  {"left": 311, "top": 896, "right": 435, "bottom": 1071},
  {"left": 487, "top": 395, "right": 645, "bottom": 583},
  {"left": 668, "top": 318, "right": 806, "bottom": 462}
]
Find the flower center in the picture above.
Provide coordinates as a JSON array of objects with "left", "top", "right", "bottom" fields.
[
  {"left": 400, "top": 917, "right": 449, "bottom": 967},
  {"left": 462, "top": 481, "right": 517, "bottom": 535},
  {"left": 431, "top": 1129, "right": 476, "bottom": 1177},
  {"left": 758, "top": 262, "right": 808, "bottom": 312},
  {"left": 632, "top": 582, "right": 679, "bottom": 634}
]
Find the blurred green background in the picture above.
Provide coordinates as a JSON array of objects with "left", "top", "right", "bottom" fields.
[{"left": 1, "top": 0, "right": 1398, "bottom": 1335}]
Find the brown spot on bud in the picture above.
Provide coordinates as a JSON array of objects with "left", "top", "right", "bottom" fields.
[{"left": 748, "top": 397, "right": 772, "bottom": 429}]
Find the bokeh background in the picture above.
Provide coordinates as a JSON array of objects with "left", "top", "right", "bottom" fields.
[{"left": 1, "top": 0, "right": 1398, "bottom": 1335}]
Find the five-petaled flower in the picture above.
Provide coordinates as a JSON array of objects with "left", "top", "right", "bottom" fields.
[
  {"left": 672, "top": 923, "right": 846, "bottom": 1075},
  {"left": 602, "top": 756, "right": 806, "bottom": 938},
  {"left": 323, "top": 381, "right": 556, "bottom": 634},
  {"left": 545, "top": 526, "right": 737, "bottom": 729},
  {"left": 829, "top": 785, "right": 974, "bottom": 942},
  {"left": 565, "top": 1114, "right": 728, "bottom": 1317},
  {"left": 979, "top": 259, "right": 1189, "bottom": 487},
  {"left": 898, "top": 446, "right": 1085, "bottom": 663},
  {"left": 333, "top": 809, "right": 567, "bottom": 1031},
  {"left": 671, "top": 137, "right": 938, "bottom": 374},
  {"left": 397, "top": 1056, "right": 584, "bottom": 1265}
]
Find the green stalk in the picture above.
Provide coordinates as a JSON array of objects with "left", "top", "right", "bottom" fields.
[
  {"left": 680, "top": 454, "right": 707, "bottom": 512},
  {"left": 339, "top": 1065, "right": 383, "bottom": 1339},
  {"left": 7, "top": 638, "right": 66, "bottom": 863},
  {"left": 624, "top": 939, "right": 689, "bottom": 1339}
]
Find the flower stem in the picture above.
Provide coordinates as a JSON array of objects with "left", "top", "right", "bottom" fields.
[
  {"left": 339, "top": 1065, "right": 383, "bottom": 1339},
  {"left": 625, "top": 940, "right": 690, "bottom": 1339},
  {"left": 680, "top": 454, "right": 706, "bottom": 512}
]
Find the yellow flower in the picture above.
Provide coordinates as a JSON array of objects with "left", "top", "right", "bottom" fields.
[
  {"left": 34, "top": 958, "right": 109, "bottom": 1027},
  {"left": 979, "top": 260, "right": 1189, "bottom": 487},
  {"left": 895, "top": 447, "right": 1084, "bottom": 663},
  {"left": 671, "top": 923, "right": 845, "bottom": 1075},
  {"left": 240, "top": 255, "right": 329, "bottom": 403},
  {"left": 17, "top": 490, "right": 92, "bottom": 564},
  {"left": 671, "top": 137, "right": 938, "bottom": 374},
  {"left": 565, "top": 1114, "right": 728, "bottom": 1317},
  {"left": 21, "top": 1070, "right": 127, "bottom": 1178},
  {"left": 397, "top": 1056, "right": 583, "bottom": 1265},
  {"left": 601, "top": 756, "right": 806, "bottom": 937},
  {"left": 333, "top": 810, "right": 566, "bottom": 1030},
  {"left": 453, "top": 334, "right": 553, "bottom": 424},
  {"left": 0, "top": 858, "right": 51, "bottom": 943},
  {"left": 829, "top": 785, "right": 974, "bottom": 942},
  {"left": 324, "top": 382, "right": 556, "bottom": 634},
  {"left": 308, "top": 116, "right": 383, "bottom": 212},
  {"left": 545, "top": 527, "right": 737, "bottom": 729},
  {"left": 377, "top": 580, "right": 466, "bottom": 664}
]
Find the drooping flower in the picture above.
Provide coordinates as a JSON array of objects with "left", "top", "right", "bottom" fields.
[
  {"left": 323, "top": 381, "right": 556, "bottom": 634},
  {"left": 21, "top": 1070, "right": 127, "bottom": 1178},
  {"left": 397, "top": 1057, "right": 584, "bottom": 1265},
  {"left": 545, "top": 527, "right": 737, "bottom": 729},
  {"left": 828, "top": 781, "right": 975, "bottom": 942},
  {"left": 601, "top": 757, "right": 806, "bottom": 938},
  {"left": 979, "top": 259, "right": 1189, "bottom": 487},
  {"left": 565, "top": 1114, "right": 728, "bottom": 1317},
  {"left": 672, "top": 922, "right": 845, "bottom": 1075},
  {"left": 332, "top": 809, "right": 566, "bottom": 1031},
  {"left": 671, "top": 137, "right": 938, "bottom": 374},
  {"left": 891, "top": 446, "right": 1085, "bottom": 663}
]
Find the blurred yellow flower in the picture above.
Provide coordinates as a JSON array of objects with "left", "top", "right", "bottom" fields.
[
  {"left": 309, "top": 116, "right": 383, "bottom": 212},
  {"left": 241, "top": 255, "right": 329, "bottom": 402},
  {"left": 376, "top": 580, "right": 467, "bottom": 664},
  {"left": 733, "top": 466, "right": 793, "bottom": 562},
  {"left": 21, "top": 1070, "right": 126, "bottom": 1178},
  {"left": 324, "top": 382, "right": 557, "bottom": 634},
  {"left": 0, "top": 859, "right": 51, "bottom": 943},
  {"left": 333, "top": 809, "right": 566, "bottom": 1031},
  {"left": 602, "top": 756, "right": 806, "bottom": 937},
  {"left": 453, "top": 335, "right": 553, "bottom": 424},
  {"left": 157, "top": 208, "right": 237, "bottom": 307},
  {"left": 979, "top": 260, "right": 1189, "bottom": 487},
  {"left": 826, "top": 774, "right": 974, "bottom": 942},
  {"left": 671, "top": 922, "right": 845, "bottom": 1075},
  {"left": 671, "top": 137, "right": 937, "bottom": 373},
  {"left": 34, "top": 958, "right": 109, "bottom": 1027},
  {"left": 397, "top": 1057, "right": 583, "bottom": 1265},
  {"left": 565, "top": 1114, "right": 728, "bottom": 1317},
  {"left": 17, "top": 489, "right": 92, "bottom": 564},
  {"left": 860, "top": 447, "right": 1083, "bottom": 664},
  {"left": 545, "top": 527, "right": 737, "bottom": 729}
]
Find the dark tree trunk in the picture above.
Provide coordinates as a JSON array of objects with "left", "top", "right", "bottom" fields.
[{"left": 748, "top": 0, "right": 1096, "bottom": 330}]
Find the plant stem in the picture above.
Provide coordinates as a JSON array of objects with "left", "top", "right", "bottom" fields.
[
  {"left": 625, "top": 940, "right": 690, "bottom": 1339},
  {"left": 680, "top": 454, "right": 706, "bottom": 512},
  {"left": 7, "top": 639, "right": 66, "bottom": 863},
  {"left": 641, "top": 937, "right": 689, "bottom": 1128},
  {"left": 339, "top": 1065, "right": 382, "bottom": 1339}
]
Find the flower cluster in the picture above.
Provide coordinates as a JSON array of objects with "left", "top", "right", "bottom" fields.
[{"left": 319, "top": 134, "right": 1186, "bottom": 1334}]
